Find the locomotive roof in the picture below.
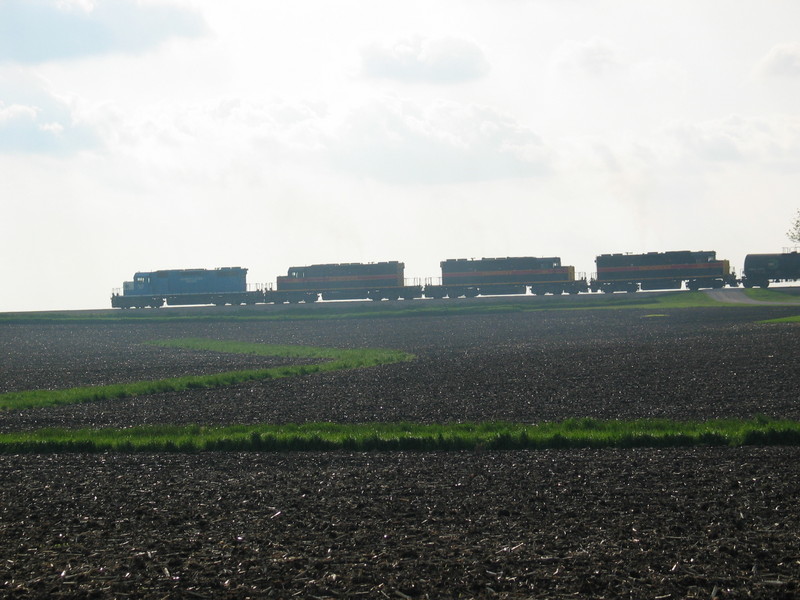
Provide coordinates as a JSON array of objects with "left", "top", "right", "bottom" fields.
[
  {"left": 744, "top": 251, "right": 799, "bottom": 257},
  {"left": 286, "top": 260, "right": 401, "bottom": 269},
  {"left": 595, "top": 251, "right": 722, "bottom": 268},
  {"left": 442, "top": 256, "right": 561, "bottom": 262},
  {"left": 133, "top": 267, "right": 247, "bottom": 277},
  {"left": 133, "top": 267, "right": 247, "bottom": 279},
  {"left": 596, "top": 250, "right": 715, "bottom": 257}
]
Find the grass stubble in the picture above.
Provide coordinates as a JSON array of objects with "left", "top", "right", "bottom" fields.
[{"left": 1, "top": 417, "right": 798, "bottom": 454}]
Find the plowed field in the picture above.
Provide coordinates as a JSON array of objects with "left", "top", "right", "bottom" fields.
[{"left": 1, "top": 301, "right": 799, "bottom": 598}]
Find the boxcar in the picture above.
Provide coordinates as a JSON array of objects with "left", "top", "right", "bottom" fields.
[
  {"left": 111, "top": 267, "right": 261, "bottom": 308},
  {"left": 743, "top": 252, "right": 800, "bottom": 288},
  {"left": 591, "top": 250, "right": 736, "bottom": 293},
  {"left": 424, "top": 256, "right": 588, "bottom": 299},
  {"left": 271, "top": 261, "right": 422, "bottom": 302}
]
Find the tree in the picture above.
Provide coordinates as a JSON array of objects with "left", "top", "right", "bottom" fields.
[{"left": 789, "top": 209, "right": 800, "bottom": 245}]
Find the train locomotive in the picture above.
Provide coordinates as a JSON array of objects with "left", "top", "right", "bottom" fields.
[
  {"left": 111, "top": 248, "right": 800, "bottom": 308},
  {"left": 424, "top": 256, "right": 587, "bottom": 298},
  {"left": 590, "top": 251, "right": 737, "bottom": 293},
  {"left": 111, "top": 267, "right": 261, "bottom": 308},
  {"left": 270, "top": 261, "right": 422, "bottom": 303},
  {"left": 742, "top": 252, "right": 800, "bottom": 288}
]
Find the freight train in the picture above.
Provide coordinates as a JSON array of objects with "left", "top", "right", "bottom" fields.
[{"left": 111, "top": 250, "right": 800, "bottom": 308}]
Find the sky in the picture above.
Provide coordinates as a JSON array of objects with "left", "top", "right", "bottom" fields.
[{"left": 1, "top": 0, "right": 800, "bottom": 312}]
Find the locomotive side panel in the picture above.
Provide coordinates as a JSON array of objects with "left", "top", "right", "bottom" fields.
[
  {"left": 274, "top": 261, "right": 418, "bottom": 301},
  {"left": 594, "top": 251, "right": 733, "bottom": 292},
  {"left": 277, "top": 262, "right": 403, "bottom": 292},
  {"left": 440, "top": 257, "right": 568, "bottom": 286},
  {"left": 162, "top": 267, "right": 247, "bottom": 295},
  {"left": 433, "top": 256, "right": 586, "bottom": 297},
  {"left": 112, "top": 267, "right": 255, "bottom": 307}
]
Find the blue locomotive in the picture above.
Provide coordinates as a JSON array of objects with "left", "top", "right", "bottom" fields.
[{"left": 111, "top": 267, "right": 262, "bottom": 308}]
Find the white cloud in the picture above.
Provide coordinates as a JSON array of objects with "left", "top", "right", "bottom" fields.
[
  {"left": 0, "top": 103, "right": 37, "bottom": 123},
  {"left": 97, "top": 93, "right": 550, "bottom": 185},
  {"left": 0, "top": 0, "right": 206, "bottom": 64},
  {"left": 329, "top": 98, "right": 550, "bottom": 184},
  {"left": 665, "top": 114, "right": 800, "bottom": 169},
  {"left": 757, "top": 42, "right": 800, "bottom": 78},
  {"left": 0, "top": 72, "right": 98, "bottom": 154},
  {"left": 552, "top": 37, "right": 621, "bottom": 76},
  {"left": 360, "top": 35, "right": 489, "bottom": 83},
  {"left": 99, "top": 97, "right": 330, "bottom": 173}
]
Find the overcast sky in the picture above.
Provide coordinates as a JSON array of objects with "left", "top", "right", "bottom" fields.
[{"left": 2, "top": 0, "right": 799, "bottom": 312}]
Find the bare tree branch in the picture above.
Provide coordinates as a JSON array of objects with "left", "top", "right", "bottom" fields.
[{"left": 789, "top": 209, "right": 800, "bottom": 244}]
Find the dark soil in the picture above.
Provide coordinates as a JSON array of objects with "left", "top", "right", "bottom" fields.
[{"left": 1, "top": 301, "right": 799, "bottom": 598}]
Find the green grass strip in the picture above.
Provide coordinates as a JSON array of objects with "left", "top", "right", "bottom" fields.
[
  {"left": 1, "top": 418, "right": 799, "bottom": 454},
  {"left": 760, "top": 315, "right": 800, "bottom": 323},
  {"left": 744, "top": 288, "right": 800, "bottom": 302},
  {"left": 0, "top": 339, "right": 414, "bottom": 412}
]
